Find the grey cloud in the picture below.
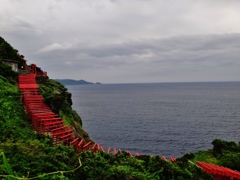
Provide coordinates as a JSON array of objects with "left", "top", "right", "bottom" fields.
[
  {"left": 1, "top": 0, "right": 240, "bottom": 83},
  {"left": 32, "top": 34, "right": 240, "bottom": 81},
  {"left": 71, "top": 34, "right": 240, "bottom": 61}
]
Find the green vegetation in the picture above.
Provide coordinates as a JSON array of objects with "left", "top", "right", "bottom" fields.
[
  {"left": 179, "top": 139, "right": 240, "bottom": 172},
  {"left": 0, "top": 37, "right": 22, "bottom": 63},
  {"left": 0, "top": 60, "right": 18, "bottom": 83},
  {"left": 0, "top": 75, "right": 35, "bottom": 142},
  {"left": 0, "top": 35, "right": 239, "bottom": 179},
  {"left": 72, "top": 151, "right": 214, "bottom": 180},
  {"left": 211, "top": 139, "right": 240, "bottom": 170}
]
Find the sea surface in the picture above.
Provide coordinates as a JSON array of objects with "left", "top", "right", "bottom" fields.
[{"left": 67, "top": 82, "right": 240, "bottom": 158}]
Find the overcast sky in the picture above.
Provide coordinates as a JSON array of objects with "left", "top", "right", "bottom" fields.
[{"left": 1, "top": 0, "right": 240, "bottom": 83}]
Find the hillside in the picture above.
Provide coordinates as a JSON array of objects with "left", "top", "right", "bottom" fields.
[{"left": 0, "top": 36, "right": 240, "bottom": 179}]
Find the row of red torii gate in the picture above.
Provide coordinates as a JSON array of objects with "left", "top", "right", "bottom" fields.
[{"left": 17, "top": 63, "right": 240, "bottom": 180}]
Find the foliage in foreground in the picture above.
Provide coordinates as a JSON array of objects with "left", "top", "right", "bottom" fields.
[
  {"left": 0, "top": 148, "right": 214, "bottom": 180},
  {"left": 76, "top": 151, "right": 213, "bottom": 180}
]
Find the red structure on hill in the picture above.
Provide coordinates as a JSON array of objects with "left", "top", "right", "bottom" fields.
[
  {"left": 18, "top": 74, "right": 101, "bottom": 152},
  {"left": 19, "top": 56, "right": 47, "bottom": 76}
]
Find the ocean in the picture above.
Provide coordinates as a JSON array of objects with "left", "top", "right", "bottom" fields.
[{"left": 67, "top": 82, "right": 240, "bottom": 158}]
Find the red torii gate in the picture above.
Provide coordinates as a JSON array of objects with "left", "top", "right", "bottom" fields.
[{"left": 197, "top": 161, "right": 240, "bottom": 180}]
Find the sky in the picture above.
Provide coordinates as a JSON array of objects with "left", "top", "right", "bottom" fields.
[{"left": 1, "top": 0, "right": 240, "bottom": 83}]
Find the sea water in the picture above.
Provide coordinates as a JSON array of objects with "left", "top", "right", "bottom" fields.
[{"left": 67, "top": 82, "right": 240, "bottom": 158}]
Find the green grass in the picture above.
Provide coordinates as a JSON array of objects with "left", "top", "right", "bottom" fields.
[{"left": 192, "top": 150, "right": 218, "bottom": 164}]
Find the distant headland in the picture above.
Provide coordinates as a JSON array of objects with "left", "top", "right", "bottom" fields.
[{"left": 54, "top": 79, "right": 101, "bottom": 85}]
